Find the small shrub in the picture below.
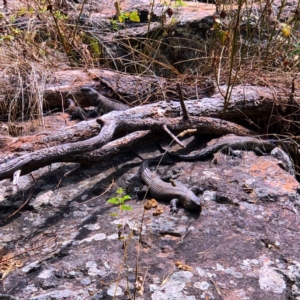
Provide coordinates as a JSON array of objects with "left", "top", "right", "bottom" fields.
[{"left": 107, "top": 188, "right": 132, "bottom": 216}]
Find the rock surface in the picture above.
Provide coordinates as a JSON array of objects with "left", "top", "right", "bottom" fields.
[
  {"left": 1, "top": 1, "right": 300, "bottom": 299},
  {"left": 1, "top": 133, "right": 300, "bottom": 299}
]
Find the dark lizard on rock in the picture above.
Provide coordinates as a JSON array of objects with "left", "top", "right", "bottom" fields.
[
  {"left": 66, "top": 98, "right": 87, "bottom": 121},
  {"left": 140, "top": 156, "right": 201, "bottom": 212},
  {"left": 81, "top": 87, "right": 129, "bottom": 114},
  {"left": 167, "top": 134, "right": 279, "bottom": 161}
]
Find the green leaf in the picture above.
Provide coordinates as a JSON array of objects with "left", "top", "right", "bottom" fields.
[
  {"left": 121, "top": 204, "right": 133, "bottom": 211},
  {"left": 116, "top": 188, "right": 124, "bottom": 195},
  {"left": 218, "top": 30, "right": 229, "bottom": 45},
  {"left": 110, "top": 212, "right": 119, "bottom": 217},
  {"left": 118, "top": 12, "right": 128, "bottom": 23},
  {"left": 3, "top": 35, "right": 14, "bottom": 41},
  {"left": 292, "top": 44, "right": 300, "bottom": 54},
  {"left": 12, "top": 28, "right": 22, "bottom": 34},
  {"left": 129, "top": 11, "right": 140, "bottom": 23},
  {"left": 107, "top": 197, "right": 119, "bottom": 204},
  {"left": 122, "top": 195, "right": 131, "bottom": 201},
  {"left": 174, "top": 0, "right": 187, "bottom": 6}
]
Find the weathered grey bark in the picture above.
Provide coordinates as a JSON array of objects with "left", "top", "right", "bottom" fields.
[
  {"left": 0, "top": 120, "right": 101, "bottom": 151},
  {"left": 4, "top": 67, "right": 295, "bottom": 110},
  {"left": 0, "top": 82, "right": 298, "bottom": 180},
  {"left": 1, "top": 84, "right": 279, "bottom": 153},
  {"left": 0, "top": 115, "right": 252, "bottom": 179},
  {"left": 44, "top": 68, "right": 217, "bottom": 106}
]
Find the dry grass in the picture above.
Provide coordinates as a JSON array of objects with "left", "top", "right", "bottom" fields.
[{"left": 0, "top": 0, "right": 299, "bottom": 135}]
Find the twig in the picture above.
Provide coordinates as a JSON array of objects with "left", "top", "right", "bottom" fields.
[
  {"left": 176, "top": 83, "right": 189, "bottom": 120},
  {"left": 206, "top": 272, "right": 223, "bottom": 297},
  {"left": 85, "top": 180, "right": 115, "bottom": 206},
  {"left": 162, "top": 124, "right": 185, "bottom": 148},
  {"left": 5, "top": 187, "right": 35, "bottom": 221},
  {"left": 289, "top": 73, "right": 298, "bottom": 104},
  {"left": 134, "top": 208, "right": 146, "bottom": 300},
  {"left": 0, "top": 236, "right": 57, "bottom": 263},
  {"left": 64, "top": 165, "right": 81, "bottom": 177},
  {"left": 30, "top": 172, "right": 36, "bottom": 184},
  {"left": 71, "top": 0, "right": 88, "bottom": 44}
]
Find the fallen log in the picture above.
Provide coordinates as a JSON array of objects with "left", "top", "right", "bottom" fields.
[
  {"left": 1, "top": 82, "right": 297, "bottom": 153},
  {"left": 0, "top": 100, "right": 253, "bottom": 180},
  {"left": 0, "top": 82, "right": 299, "bottom": 180},
  {"left": 45, "top": 69, "right": 218, "bottom": 110},
  {"left": 2, "top": 67, "right": 297, "bottom": 115}
]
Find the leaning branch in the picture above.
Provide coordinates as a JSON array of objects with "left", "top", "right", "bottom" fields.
[
  {"left": 1, "top": 82, "right": 297, "bottom": 180},
  {"left": 0, "top": 113, "right": 252, "bottom": 180},
  {"left": 0, "top": 121, "right": 116, "bottom": 180}
]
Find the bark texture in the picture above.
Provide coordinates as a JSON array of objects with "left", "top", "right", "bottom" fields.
[{"left": 0, "top": 83, "right": 298, "bottom": 180}]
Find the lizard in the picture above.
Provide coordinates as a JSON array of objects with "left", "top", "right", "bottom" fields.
[
  {"left": 140, "top": 155, "right": 201, "bottom": 212},
  {"left": 66, "top": 98, "right": 87, "bottom": 121},
  {"left": 81, "top": 87, "right": 129, "bottom": 115},
  {"left": 166, "top": 134, "right": 280, "bottom": 161}
]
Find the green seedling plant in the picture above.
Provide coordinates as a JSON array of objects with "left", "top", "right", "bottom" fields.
[
  {"left": 107, "top": 188, "right": 134, "bottom": 298},
  {"left": 54, "top": 10, "right": 68, "bottom": 20},
  {"left": 114, "top": 1, "right": 140, "bottom": 23},
  {"left": 174, "top": 0, "right": 187, "bottom": 7},
  {"left": 110, "top": 19, "right": 119, "bottom": 31},
  {"left": 107, "top": 187, "right": 132, "bottom": 218},
  {"left": 118, "top": 10, "right": 140, "bottom": 23}
]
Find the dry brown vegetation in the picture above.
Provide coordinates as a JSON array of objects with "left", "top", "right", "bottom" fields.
[
  {"left": 0, "top": 0, "right": 300, "bottom": 158},
  {"left": 0, "top": 0, "right": 299, "bottom": 118},
  {"left": 1, "top": 1, "right": 300, "bottom": 298}
]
